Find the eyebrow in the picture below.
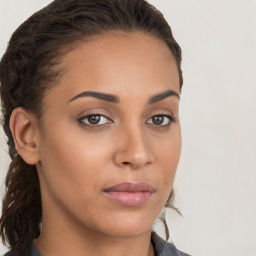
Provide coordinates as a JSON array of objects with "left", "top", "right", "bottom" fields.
[
  {"left": 69, "top": 91, "right": 119, "bottom": 103},
  {"left": 148, "top": 90, "right": 180, "bottom": 104},
  {"left": 68, "top": 89, "right": 179, "bottom": 104}
]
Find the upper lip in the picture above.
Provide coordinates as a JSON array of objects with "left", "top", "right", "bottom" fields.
[{"left": 104, "top": 182, "right": 155, "bottom": 193}]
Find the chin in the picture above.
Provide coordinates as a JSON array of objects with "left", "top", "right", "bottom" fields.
[{"left": 96, "top": 211, "right": 155, "bottom": 238}]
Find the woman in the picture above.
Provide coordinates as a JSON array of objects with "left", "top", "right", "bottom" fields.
[{"left": 0, "top": 0, "right": 189, "bottom": 255}]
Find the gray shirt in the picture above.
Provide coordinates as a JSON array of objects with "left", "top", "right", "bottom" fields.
[{"left": 151, "top": 232, "right": 190, "bottom": 256}]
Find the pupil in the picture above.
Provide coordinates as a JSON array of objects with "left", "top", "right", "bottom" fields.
[
  {"left": 153, "top": 116, "right": 163, "bottom": 125},
  {"left": 88, "top": 115, "right": 100, "bottom": 124}
]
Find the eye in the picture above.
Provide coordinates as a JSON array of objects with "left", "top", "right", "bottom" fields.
[
  {"left": 78, "top": 114, "right": 111, "bottom": 126},
  {"left": 146, "top": 114, "right": 176, "bottom": 126}
]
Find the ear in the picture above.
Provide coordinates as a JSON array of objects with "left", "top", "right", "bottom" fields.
[{"left": 9, "top": 107, "right": 40, "bottom": 165}]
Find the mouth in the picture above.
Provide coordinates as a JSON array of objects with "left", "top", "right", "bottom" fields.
[{"left": 103, "top": 182, "right": 155, "bottom": 207}]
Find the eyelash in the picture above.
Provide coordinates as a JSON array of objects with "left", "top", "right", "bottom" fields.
[
  {"left": 78, "top": 113, "right": 176, "bottom": 128},
  {"left": 146, "top": 114, "right": 177, "bottom": 127},
  {"left": 78, "top": 114, "right": 111, "bottom": 127}
]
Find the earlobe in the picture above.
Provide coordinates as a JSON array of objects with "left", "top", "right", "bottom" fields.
[{"left": 9, "top": 107, "right": 40, "bottom": 165}]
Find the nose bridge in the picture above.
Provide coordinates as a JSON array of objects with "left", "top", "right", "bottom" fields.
[
  {"left": 128, "top": 122, "right": 147, "bottom": 154},
  {"left": 114, "top": 119, "right": 154, "bottom": 169}
]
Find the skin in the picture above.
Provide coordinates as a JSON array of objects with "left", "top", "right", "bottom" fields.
[{"left": 11, "top": 31, "right": 181, "bottom": 256}]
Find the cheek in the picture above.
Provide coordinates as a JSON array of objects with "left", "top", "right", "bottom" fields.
[
  {"left": 156, "top": 127, "right": 181, "bottom": 191},
  {"left": 37, "top": 124, "right": 111, "bottom": 201},
  {"left": 38, "top": 116, "right": 132, "bottom": 201},
  {"left": 158, "top": 125, "right": 181, "bottom": 165}
]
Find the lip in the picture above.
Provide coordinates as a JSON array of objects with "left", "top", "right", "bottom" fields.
[{"left": 103, "top": 182, "right": 155, "bottom": 207}]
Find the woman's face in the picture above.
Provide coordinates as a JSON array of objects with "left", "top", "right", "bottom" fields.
[{"left": 36, "top": 31, "right": 181, "bottom": 238}]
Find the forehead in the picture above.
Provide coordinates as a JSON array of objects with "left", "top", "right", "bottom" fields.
[
  {"left": 64, "top": 31, "right": 176, "bottom": 69},
  {"left": 43, "top": 31, "right": 179, "bottom": 106}
]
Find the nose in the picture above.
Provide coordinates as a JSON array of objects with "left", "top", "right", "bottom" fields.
[{"left": 113, "top": 124, "right": 155, "bottom": 169}]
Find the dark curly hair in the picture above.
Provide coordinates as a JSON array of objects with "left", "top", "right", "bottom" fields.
[{"left": 0, "top": 0, "right": 183, "bottom": 249}]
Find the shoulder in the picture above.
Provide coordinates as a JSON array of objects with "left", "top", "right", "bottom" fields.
[{"left": 152, "top": 232, "right": 191, "bottom": 256}]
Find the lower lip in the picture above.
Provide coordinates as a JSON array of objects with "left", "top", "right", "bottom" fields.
[{"left": 104, "top": 191, "right": 153, "bottom": 207}]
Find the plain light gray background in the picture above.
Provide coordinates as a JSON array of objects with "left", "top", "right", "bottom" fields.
[{"left": 0, "top": 0, "right": 256, "bottom": 255}]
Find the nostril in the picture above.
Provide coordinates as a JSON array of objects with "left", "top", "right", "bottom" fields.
[{"left": 122, "top": 162, "right": 130, "bottom": 166}]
